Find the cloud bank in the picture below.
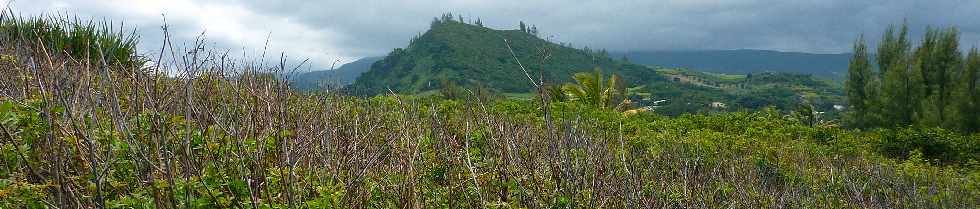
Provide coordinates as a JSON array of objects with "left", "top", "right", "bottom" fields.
[{"left": 3, "top": 0, "right": 979, "bottom": 70}]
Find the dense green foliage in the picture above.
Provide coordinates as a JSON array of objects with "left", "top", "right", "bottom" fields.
[
  {"left": 558, "top": 69, "right": 628, "bottom": 110},
  {"left": 0, "top": 10, "right": 141, "bottom": 67},
  {"left": 845, "top": 36, "right": 877, "bottom": 128},
  {"left": 845, "top": 24, "right": 980, "bottom": 132},
  {"left": 2, "top": 87, "right": 978, "bottom": 208}
]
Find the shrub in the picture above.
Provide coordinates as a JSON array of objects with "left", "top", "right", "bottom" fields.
[{"left": 876, "top": 127, "right": 979, "bottom": 165}]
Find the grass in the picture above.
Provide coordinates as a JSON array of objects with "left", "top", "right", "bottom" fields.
[
  {"left": 0, "top": 9, "right": 141, "bottom": 67},
  {"left": 702, "top": 71, "right": 747, "bottom": 81},
  {"left": 502, "top": 92, "right": 535, "bottom": 100}
]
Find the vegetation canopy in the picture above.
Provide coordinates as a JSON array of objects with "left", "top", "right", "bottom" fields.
[{"left": 844, "top": 23, "right": 980, "bottom": 133}]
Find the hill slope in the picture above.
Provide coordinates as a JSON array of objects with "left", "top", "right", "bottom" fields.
[
  {"left": 345, "top": 19, "right": 844, "bottom": 116},
  {"left": 290, "top": 56, "right": 383, "bottom": 90},
  {"left": 612, "top": 50, "right": 852, "bottom": 79},
  {"left": 653, "top": 68, "right": 843, "bottom": 116},
  {"left": 349, "top": 20, "right": 661, "bottom": 95}
]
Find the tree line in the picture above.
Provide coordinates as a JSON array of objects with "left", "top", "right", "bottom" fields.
[
  {"left": 431, "top": 12, "right": 540, "bottom": 36},
  {"left": 846, "top": 23, "right": 980, "bottom": 132}
]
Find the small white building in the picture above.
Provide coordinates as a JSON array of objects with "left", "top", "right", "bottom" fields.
[{"left": 710, "top": 102, "right": 727, "bottom": 109}]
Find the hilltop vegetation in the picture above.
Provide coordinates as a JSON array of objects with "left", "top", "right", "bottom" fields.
[
  {"left": 1, "top": 12, "right": 978, "bottom": 208},
  {"left": 349, "top": 14, "right": 660, "bottom": 95}
]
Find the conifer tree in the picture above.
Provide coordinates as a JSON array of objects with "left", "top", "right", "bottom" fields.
[
  {"left": 441, "top": 13, "right": 453, "bottom": 22},
  {"left": 958, "top": 48, "right": 980, "bottom": 132},
  {"left": 877, "top": 25, "right": 900, "bottom": 77},
  {"left": 845, "top": 35, "right": 875, "bottom": 128},
  {"left": 519, "top": 21, "right": 527, "bottom": 33},
  {"left": 878, "top": 23, "right": 913, "bottom": 126},
  {"left": 910, "top": 30, "right": 935, "bottom": 124},
  {"left": 431, "top": 17, "right": 441, "bottom": 28},
  {"left": 475, "top": 18, "right": 483, "bottom": 27},
  {"left": 935, "top": 28, "right": 961, "bottom": 128},
  {"left": 909, "top": 27, "right": 962, "bottom": 127}
]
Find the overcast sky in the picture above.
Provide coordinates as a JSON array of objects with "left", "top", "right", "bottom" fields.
[{"left": 3, "top": 0, "right": 979, "bottom": 70}]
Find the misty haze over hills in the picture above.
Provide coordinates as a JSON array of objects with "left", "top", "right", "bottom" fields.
[
  {"left": 297, "top": 49, "right": 853, "bottom": 88},
  {"left": 290, "top": 56, "right": 384, "bottom": 90},
  {"left": 612, "top": 49, "right": 852, "bottom": 79}
]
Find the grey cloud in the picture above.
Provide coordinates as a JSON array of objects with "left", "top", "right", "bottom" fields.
[
  {"left": 4, "top": 0, "right": 980, "bottom": 69},
  {"left": 235, "top": 0, "right": 980, "bottom": 54}
]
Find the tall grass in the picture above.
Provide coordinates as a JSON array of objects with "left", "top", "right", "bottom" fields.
[
  {"left": 0, "top": 14, "right": 977, "bottom": 208},
  {"left": 0, "top": 9, "right": 141, "bottom": 68}
]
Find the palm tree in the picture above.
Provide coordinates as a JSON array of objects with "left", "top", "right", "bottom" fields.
[
  {"left": 542, "top": 84, "right": 568, "bottom": 103},
  {"left": 561, "top": 68, "right": 629, "bottom": 110}
]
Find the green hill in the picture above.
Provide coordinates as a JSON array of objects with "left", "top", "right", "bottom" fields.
[
  {"left": 344, "top": 18, "right": 844, "bottom": 116},
  {"left": 290, "top": 56, "right": 383, "bottom": 90},
  {"left": 348, "top": 20, "right": 661, "bottom": 95}
]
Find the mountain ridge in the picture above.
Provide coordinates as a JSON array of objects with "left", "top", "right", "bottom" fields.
[
  {"left": 290, "top": 56, "right": 384, "bottom": 90},
  {"left": 611, "top": 49, "right": 852, "bottom": 79}
]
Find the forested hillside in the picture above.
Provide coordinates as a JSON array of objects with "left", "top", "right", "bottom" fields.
[{"left": 348, "top": 15, "right": 660, "bottom": 95}]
